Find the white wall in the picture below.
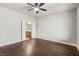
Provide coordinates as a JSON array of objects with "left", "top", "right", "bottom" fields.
[
  {"left": 77, "top": 6, "right": 79, "bottom": 46},
  {"left": 0, "top": 6, "right": 36, "bottom": 46},
  {"left": 36, "top": 9, "right": 76, "bottom": 44},
  {"left": 0, "top": 5, "right": 77, "bottom": 46}
]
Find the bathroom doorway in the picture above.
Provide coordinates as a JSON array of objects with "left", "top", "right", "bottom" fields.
[
  {"left": 26, "top": 21, "right": 32, "bottom": 40},
  {"left": 22, "top": 20, "right": 36, "bottom": 41}
]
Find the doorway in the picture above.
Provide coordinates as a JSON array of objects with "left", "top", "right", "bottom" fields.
[
  {"left": 26, "top": 21, "right": 32, "bottom": 40},
  {"left": 22, "top": 20, "right": 36, "bottom": 41}
]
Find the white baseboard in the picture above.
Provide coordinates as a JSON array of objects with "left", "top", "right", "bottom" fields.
[
  {"left": 0, "top": 39, "right": 26, "bottom": 47},
  {"left": 0, "top": 38, "right": 79, "bottom": 51},
  {"left": 40, "top": 37, "right": 79, "bottom": 51},
  {"left": 38, "top": 37, "right": 76, "bottom": 46},
  {"left": 37, "top": 37, "right": 78, "bottom": 48},
  {"left": 76, "top": 46, "right": 79, "bottom": 50}
]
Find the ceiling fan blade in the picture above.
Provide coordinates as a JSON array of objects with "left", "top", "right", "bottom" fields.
[
  {"left": 27, "top": 3, "right": 35, "bottom": 7},
  {"left": 36, "top": 11, "right": 39, "bottom": 14},
  {"left": 35, "top": 3, "right": 38, "bottom": 6},
  {"left": 39, "top": 3, "right": 45, "bottom": 7},
  {"left": 40, "top": 8, "right": 47, "bottom": 11},
  {"left": 27, "top": 8, "right": 33, "bottom": 11}
]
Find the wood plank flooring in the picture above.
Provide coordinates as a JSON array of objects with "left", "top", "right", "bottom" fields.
[{"left": 0, "top": 38, "right": 78, "bottom": 56}]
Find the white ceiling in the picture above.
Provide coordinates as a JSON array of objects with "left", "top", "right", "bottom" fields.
[{"left": 0, "top": 3, "right": 79, "bottom": 18}]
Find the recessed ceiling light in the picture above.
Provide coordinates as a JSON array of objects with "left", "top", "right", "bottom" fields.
[{"left": 27, "top": 21, "right": 32, "bottom": 24}]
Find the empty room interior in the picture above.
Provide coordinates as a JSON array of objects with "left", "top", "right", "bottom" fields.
[{"left": 0, "top": 3, "right": 79, "bottom": 56}]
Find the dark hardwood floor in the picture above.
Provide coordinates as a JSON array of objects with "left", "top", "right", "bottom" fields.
[{"left": 0, "top": 38, "right": 78, "bottom": 56}]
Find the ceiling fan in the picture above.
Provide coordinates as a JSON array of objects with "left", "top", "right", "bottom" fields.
[{"left": 27, "top": 3, "right": 47, "bottom": 14}]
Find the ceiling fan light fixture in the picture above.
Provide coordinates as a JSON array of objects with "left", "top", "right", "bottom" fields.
[
  {"left": 34, "top": 7, "right": 39, "bottom": 11},
  {"left": 27, "top": 3, "right": 47, "bottom": 14}
]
